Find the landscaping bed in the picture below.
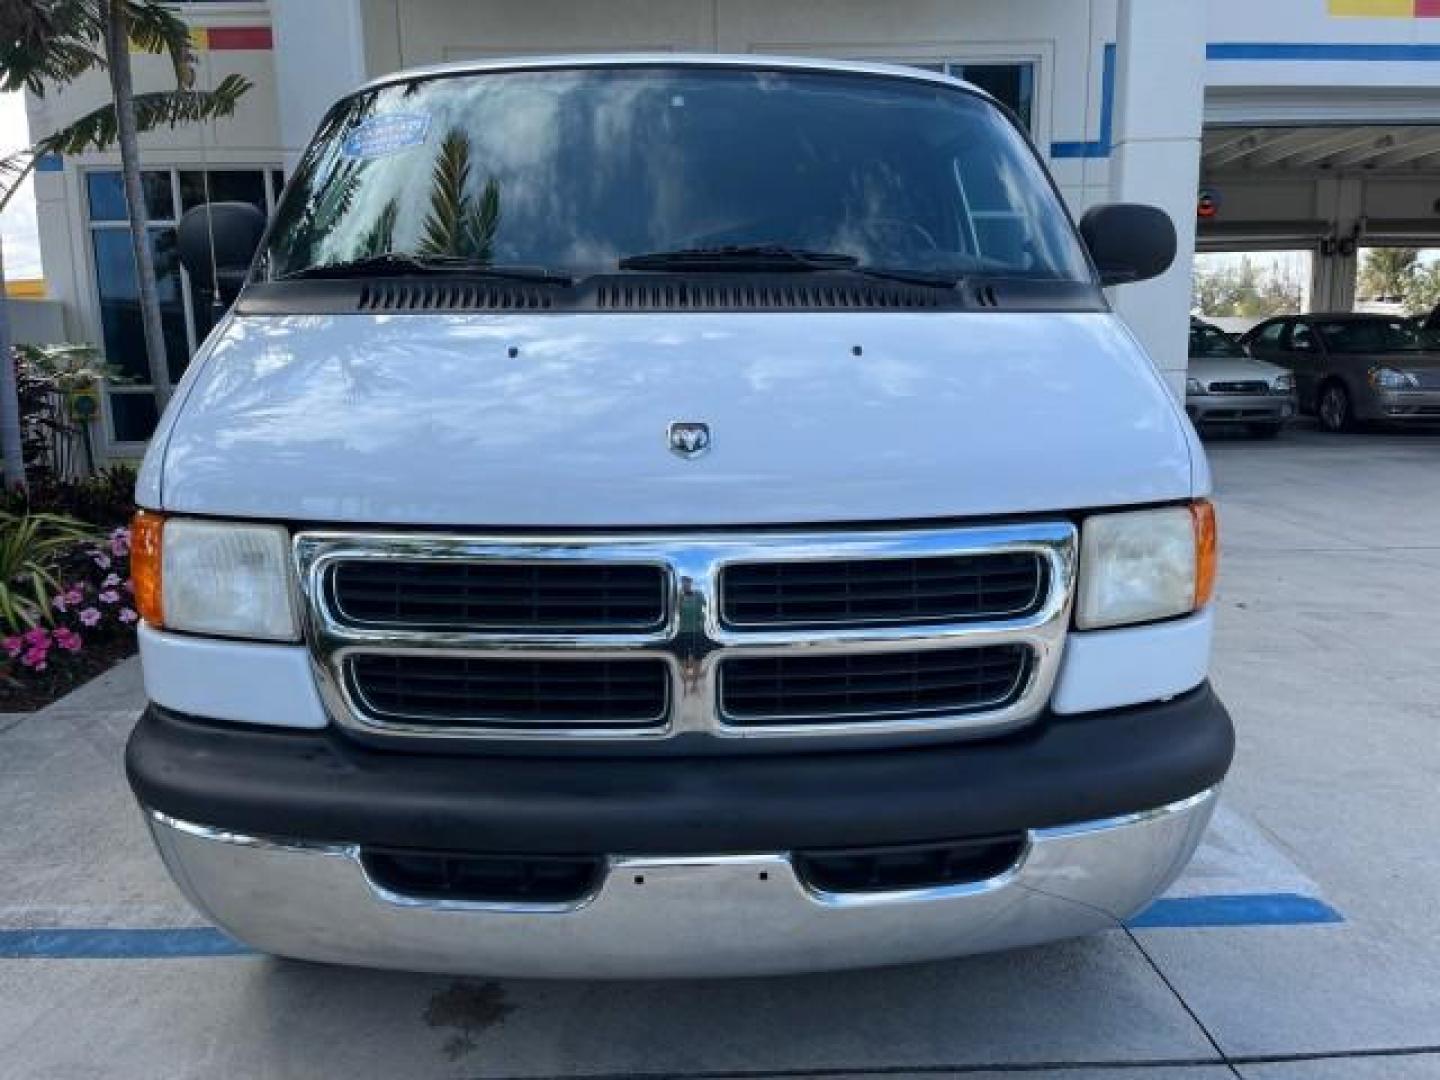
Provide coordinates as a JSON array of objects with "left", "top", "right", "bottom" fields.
[{"left": 0, "top": 346, "right": 140, "bottom": 712}]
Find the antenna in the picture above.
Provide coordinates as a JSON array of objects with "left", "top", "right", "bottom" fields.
[{"left": 194, "top": 31, "right": 222, "bottom": 319}]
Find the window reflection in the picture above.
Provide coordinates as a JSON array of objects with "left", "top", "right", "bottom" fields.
[
  {"left": 267, "top": 68, "right": 1087, "bottom": 283},
  {"left": 86, "top": 167, "right": 278, "bottom": 442}
]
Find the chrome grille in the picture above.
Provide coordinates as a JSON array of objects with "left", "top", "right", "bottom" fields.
[
  {"left": 296, "top": 523, "right": 1077, "bottom": 746},
  {"left": 719, "top": 645, "right": 1031, "bottom": 724},
  {"left": 720, "top": 552, "right": 1044, "bottom": 629},
  {"left": 1208, "top": 380, "right": 1269, "bottom": 394},
  {"left": 330, "top": 560, "right": 666, "bottom": 632}
]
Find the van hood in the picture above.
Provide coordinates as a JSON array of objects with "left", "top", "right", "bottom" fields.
[{"left": 148, "top": 311, "right": 1197, "bottom": 527}]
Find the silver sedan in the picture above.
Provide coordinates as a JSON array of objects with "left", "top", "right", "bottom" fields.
[{"left": 1186, "top": 320, "right": 1296, "bottom": 438}]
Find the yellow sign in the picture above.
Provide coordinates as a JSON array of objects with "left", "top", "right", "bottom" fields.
[{"left": 1329, "top": 0, "right": 1439, "bottom": 16}]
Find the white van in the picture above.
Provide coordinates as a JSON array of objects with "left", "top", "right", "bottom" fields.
[{"left": 127, "top": 55, "right": 1232, "bottom": 978}]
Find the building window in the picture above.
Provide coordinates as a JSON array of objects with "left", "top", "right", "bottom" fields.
[
  {"left": 85, "top": 166, "right": 284, "bottom": 444},
  {"left": 904, "top": 62, "right": 1035, "bottom": 131}
]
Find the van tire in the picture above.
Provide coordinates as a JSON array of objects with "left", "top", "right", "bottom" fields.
[{"left": 1317, "top": 381, "right": 1353, "bottom": 433}]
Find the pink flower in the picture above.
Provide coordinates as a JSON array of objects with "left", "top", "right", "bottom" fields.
[
  {"left": 118, "top": 608, "right": 138, "bottom": 624},
  {"left": 102, "top": 573, "right": 121, "bottom": 589},
  {"left": 99, "top": 590, "right": 120, "bottom": 604},
  {"left": 53, "top": 627, "right": 82, "bottom": 653},
  {"left": 92, "top": 552, "right": 111, "bottom": 570},
  {"left": 52, "top": 593, "right": 69, "bottom": 613},
  {"left": 23, "top": 627, "right": 50, "bottom": 647},
  {"left": 20, "top": 644, "right": 48, "bottom": 671},
  {"left": 2, "top": 635, "right": 21, "bottom": 658},
  {"left": 64, "top": 587, "right": 83, "bottom": 606},
  {"left": 109, "top": 528, "right": 130, "bottom": 558},
  {"left": 79, "top": 607, "right": 101, "bottom": 627}
]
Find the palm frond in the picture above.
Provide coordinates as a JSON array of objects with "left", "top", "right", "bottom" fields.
[
  {"left": 122, "top": 0, "right": 196, "bottom": 88},
  {"left": 0, "top": 0, "right": 104, "bottom": 95},
  {"left": 35, "top": 75, "right": 253, "bottom": 156},
  {"left": 419, "top": 134, "right": 500, "bottom": 260},
  {"left": 353, "top": 198, "right": 400, "bottom": 259},
  {"left": 0, "top": 149, "right": 36, "bottom": 214},
  {"left": 419, "top": 132, "right": 473, "bottom": 257},
  {"left": 460, "top": 178, "right": 500, "bottom": 261}
]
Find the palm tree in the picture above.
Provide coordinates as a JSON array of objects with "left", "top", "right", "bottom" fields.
[{"left": 0, "top": 1, "right": 251, "bottom": 489}]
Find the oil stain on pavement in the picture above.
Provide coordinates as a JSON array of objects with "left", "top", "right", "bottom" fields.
[{"left": 423, "top": 980, "right": 518, "bottom": 1061}]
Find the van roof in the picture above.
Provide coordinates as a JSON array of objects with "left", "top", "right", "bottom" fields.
[{"left": 356, "top": 52, "right": 997, "bottom": 106}]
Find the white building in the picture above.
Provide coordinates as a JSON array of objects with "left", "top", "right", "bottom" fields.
[{"left": 23, "top": 0, "right": 1440, "bottom": 458}]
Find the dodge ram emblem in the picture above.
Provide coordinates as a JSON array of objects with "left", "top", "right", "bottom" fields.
[{"left": 668, "top": 421, "right": 711, "bottom": 459}]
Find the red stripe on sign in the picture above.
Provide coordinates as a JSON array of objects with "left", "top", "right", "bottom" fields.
[
  {"left": 1417, "top": 0, "right": 1440, "bottom": 15},
  {"left": 206, "top": 26, "right": 273, "bottom": 50}
]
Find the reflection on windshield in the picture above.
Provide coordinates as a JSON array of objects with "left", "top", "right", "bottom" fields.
[
  {"left": 1316, "top": 319, "right": 1428, "bottom": 354},
  {"left": 263, "top": 67, "right": 1092, "bottom": 283},
  {"left": 1189, "top": 324, "right": 1247, "bottom": 359}
]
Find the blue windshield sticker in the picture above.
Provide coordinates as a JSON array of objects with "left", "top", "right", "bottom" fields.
[{"left": 342, "top": 114, "right": 431, "bottom": 160}]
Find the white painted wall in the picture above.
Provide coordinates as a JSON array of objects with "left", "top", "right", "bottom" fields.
[
  {"left": 1107, "top": 0, "right": 1206, "bottom": 396},
  {"left": 271, "top": 0, "right": 369, "bottom": 170}
]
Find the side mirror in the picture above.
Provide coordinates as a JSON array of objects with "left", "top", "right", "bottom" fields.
[
  {"left": 1079, "top": 203, "right": 1176, "bottom": 287},
  {"left": 177, "top": 201, "right": 267, "bottom": 301}
]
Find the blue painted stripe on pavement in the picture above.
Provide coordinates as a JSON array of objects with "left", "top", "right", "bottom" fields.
[
  {"left": 0, "top": 927, "right": 253, "bottom": 959},
  {"left": 1208, "top": 41, "right": 1440, "bottom": 62},
  {"left": 0, "top": 893, "right": 1343, "bottom": 959},
  {"left": 1127, "top": 892, "right": 1344, "bottom": 929}
]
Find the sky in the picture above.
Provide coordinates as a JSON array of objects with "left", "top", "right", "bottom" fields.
[{"left": 1, "top": 91, "right": 43, "bottom": 279}]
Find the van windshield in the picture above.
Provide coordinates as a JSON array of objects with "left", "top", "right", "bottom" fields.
[{"left": 262, "top": 66, "right": 1093, "bottom": 284}]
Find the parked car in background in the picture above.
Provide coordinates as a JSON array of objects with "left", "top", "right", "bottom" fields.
[
  {"left": 1186, "top": 318, "right": 1296, "bottom": 439},
  {"left": 1240, "top": 313, "right": 1440, "bottom": 432}
]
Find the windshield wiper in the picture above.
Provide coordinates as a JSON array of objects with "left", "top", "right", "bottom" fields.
[
  {"left": 280, "top": 253, "right": 572, "bottom": 284},
  {"left": 618, "top": 244, "right": 858, "bottom": 272},
  {"left": 617, "top": 245, "right": 960, "bottom": 288}
]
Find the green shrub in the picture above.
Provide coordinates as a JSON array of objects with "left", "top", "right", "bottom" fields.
[{"left": 0, "top": 511, "right": 95, "bottom": 632}]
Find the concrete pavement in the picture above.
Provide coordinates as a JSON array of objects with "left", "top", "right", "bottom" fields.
[{"left": 2, "top": 425, "right": 1438, "bottom": 1078}]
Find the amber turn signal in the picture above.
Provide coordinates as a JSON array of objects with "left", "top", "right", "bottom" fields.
[
  {"left": 131, "top": 511, "right": 165, "bottom": 628},
  {"left": 1191, "top": 499, "right": 1218, "bottom": 609}
]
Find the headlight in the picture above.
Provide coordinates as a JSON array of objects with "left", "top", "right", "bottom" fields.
[
  {"left": 1076, "top": 502, "right": 1217, "bottom": 630},
  {"left": 1186, "top": 377, "right": 1204, "bottom": 395},
  {"left": 1370, "top": 366, "right": 1418, "bottom": 390},
  {"left": 131, "top": 513, "right": 299, "bottom": 640},
  {"left": 1272, "top": 373, "right": 1295, "bottom": 393}
]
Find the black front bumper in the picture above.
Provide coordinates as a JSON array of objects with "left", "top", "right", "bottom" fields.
[{"left": 127, "top": 685, "right": 1232, "bottom": 856}]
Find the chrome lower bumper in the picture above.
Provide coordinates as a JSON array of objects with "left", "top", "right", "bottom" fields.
[{"left": 144, "top": 787, "right": 1217, "bottom": 979}]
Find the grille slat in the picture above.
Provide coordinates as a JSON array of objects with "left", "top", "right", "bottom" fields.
[
  {"left": 721, "top": 552, "right": 1045, "bottom": 628},
  {"left": 1208, "top": 380, "right": 1270, "bottom": 394},
  {"left": 720, "top": 645, "right": 1031, "bottom": 724},
  {"left": 332, "top": 561, "right": 666, "bottom": 632},
  {"left": 349, "top": 654, "right": 669, "bottom": 727}
]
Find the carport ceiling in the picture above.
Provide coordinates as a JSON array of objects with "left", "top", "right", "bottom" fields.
[{"left": 1202, "top": 125, "right": 1440, "bottom": 174}]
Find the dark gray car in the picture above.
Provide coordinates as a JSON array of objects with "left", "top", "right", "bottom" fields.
[{"left": 1240, "top": 314, "right": 1440, "bottom": 433}]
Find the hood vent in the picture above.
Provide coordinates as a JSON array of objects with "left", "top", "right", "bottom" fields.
[
  {"left": 593, "top": 279, "right": 944, "bottom": 311},
  {"left": 240, "top": 273, "right": 1105, "bottom": 317},
  {"left": 354, "top": 275, "right": 949, "bottom": 314},
  {"left": 358, "top": 281, "right": 554, "bottom": 312}
]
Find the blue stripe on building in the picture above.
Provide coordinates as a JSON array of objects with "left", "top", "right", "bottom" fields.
[{"left": 1050, "top": 42, "right": 1116, "bottom": 160}]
